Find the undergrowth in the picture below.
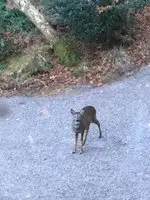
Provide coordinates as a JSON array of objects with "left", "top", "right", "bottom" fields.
[
  {"left": 0, "top": 0, "right": 37, "bottom": 33},
  {"left": 53, "top": 38, "right": 81, "bottom": 67}
]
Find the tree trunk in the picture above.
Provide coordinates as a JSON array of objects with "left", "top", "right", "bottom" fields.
[{"left": 7, "top": 0, "right": 58, "bottom": 46}]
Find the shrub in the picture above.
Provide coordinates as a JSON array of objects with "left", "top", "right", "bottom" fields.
[
  {"left": 53, "top": 38, "right": 81, "bottom": 67},
  {"left": 0, "top": 0, "right": 38, "bottom": 61},
  {"left": 44, "top": 0, "right": 150, "bottom": 44},
  {"left": 0, "top": 0, "right": 37, "bottom": 33},
  {"left": 0, "top": 33, "right": 14, "bottom": 61},
  {"left": 0, "top": 64, "right": 6, "bottom": 72}
]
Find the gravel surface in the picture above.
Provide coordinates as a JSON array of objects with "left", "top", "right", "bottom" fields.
[{"left": 0, "top": 66, "right": 150, "bottom": 200}]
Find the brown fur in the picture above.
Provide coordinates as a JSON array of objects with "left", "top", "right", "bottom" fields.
[{"left": 71, "top": 106, "right": 102, "bottom": 154}]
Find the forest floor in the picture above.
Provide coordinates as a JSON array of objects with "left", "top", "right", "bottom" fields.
[{"left": 0, "top": 5, "right": 149, "bottom": 97}]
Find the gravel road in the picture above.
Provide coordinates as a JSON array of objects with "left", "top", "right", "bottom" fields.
[{"left": 0, "top": 66, "right": 150, "bottom": 200}]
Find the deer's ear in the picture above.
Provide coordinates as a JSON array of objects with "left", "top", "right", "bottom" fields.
[
  {"left": 80, "top": 109, "right": 84, "bottom": 115},
  {"left": 70, "top": 108, "right": 76, "bottom": 115}
]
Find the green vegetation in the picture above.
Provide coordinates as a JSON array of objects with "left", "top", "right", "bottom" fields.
[
  {"left": 53, "top": 38, "right": 81, "bottom": 67},
  {"left": 0, "top": 33, "right": 13, "bottom": 60},
  {"left": 4, "top": 48, "right": 54, "bottom": 77},
  {"left": 0, "top": 0, "right": 36, "bottom": 33},
  {"left": 44, "top": 0, "right": 150, "bottom": 44},
  {"left": 0, "top": 64, "right": 5, "bottom": 72},
  {"left": 0, "top": 0, "right": 150, "bottom": 73},
  {"left": 0, "top": 0, "right": 37, "bottom": 62}
]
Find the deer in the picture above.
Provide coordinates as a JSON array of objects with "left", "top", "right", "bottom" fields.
[{"left": 70, "top": 106, "right": 102, "bottom": 154}]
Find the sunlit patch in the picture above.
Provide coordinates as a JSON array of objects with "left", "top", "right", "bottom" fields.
[
  {"left": 27, "top": 135, "right": 34, "bottom": 144},
  {"left": 148, "top": 123, "right": 150, "bottom": 127},
  {"left": 40, "top": 106, "right": 50, "bottom": 117},
  {"left": 25, "top": 194, "right": 31, "bottom": 198},
  {"left": 146, "top": 83, "right": 149, "bottom": 87}
]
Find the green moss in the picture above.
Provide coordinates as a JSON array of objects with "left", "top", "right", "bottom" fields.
[
  {"left": 53, "top": 38, "right": 81, "bottom": 67},
  {"left": 4, "top": 46, "right": 54, "bottom": 77},
  {"left": 0, "top": 63, "right": 6, "bottom": 72}
]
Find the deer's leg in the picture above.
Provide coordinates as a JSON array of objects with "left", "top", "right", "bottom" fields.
[
  {"left": 93, "top": 119, "right": 102, "bottom": 138},
  {"left": 72, "top": 132, "right": 78, "bottom": 153},
  {"left": 80, "top": 133, "right": 84, "bottom": 154},
  {"left": 83, "top": 128, "right": 89, "bottom": 146}
]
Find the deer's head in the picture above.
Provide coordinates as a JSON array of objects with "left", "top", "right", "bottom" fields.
[{"left": 70, "top": 108, "right": 84, "bottom": 131}]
